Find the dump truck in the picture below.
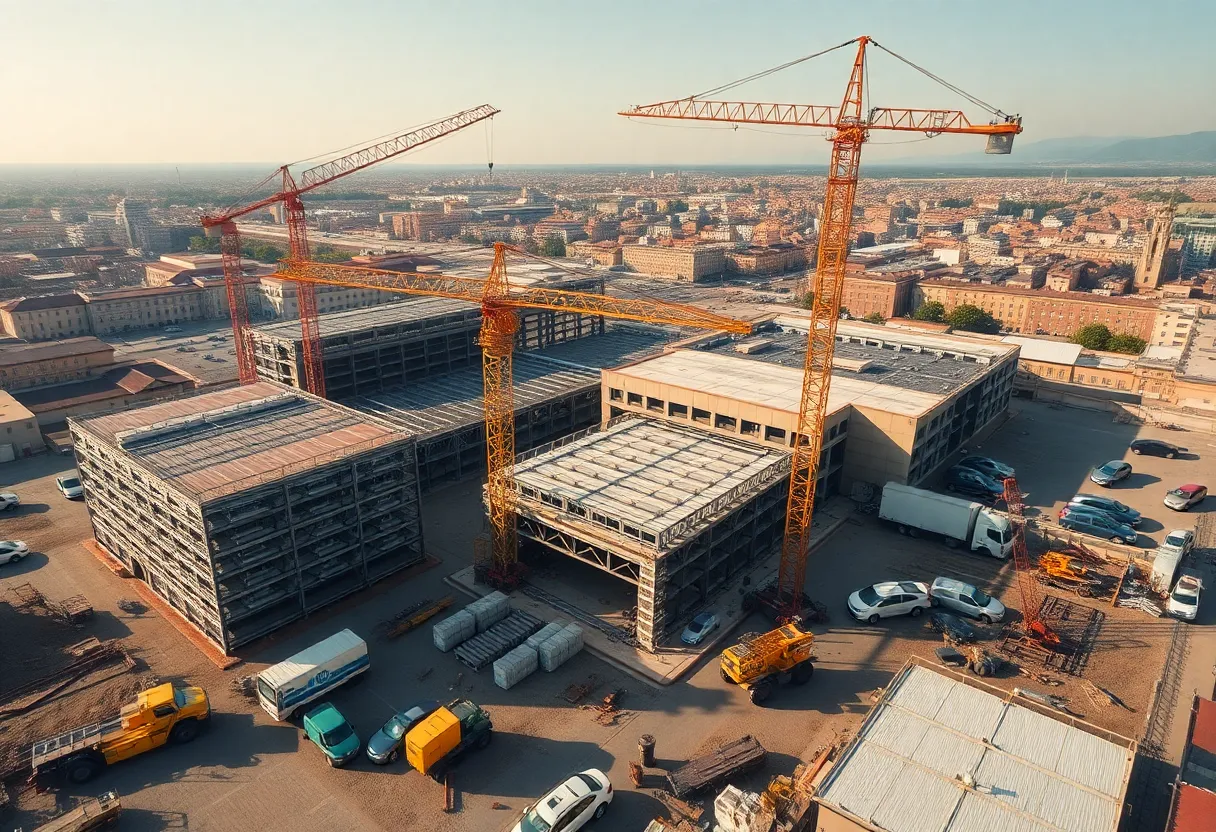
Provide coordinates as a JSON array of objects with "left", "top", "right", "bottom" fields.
[
  {"left": 666, "top": 735, "right": 767, "bottom": 799},
  {"left": 31, "top": 683, "right": 210, "bottom": 785},
  {"left": 879, "top": 482, "right": 1013, "bottom": 559},
  {"left": 22, "top": 791, "right": 121, "bottom": 832},
  {"left": 404, "top": 698, "right": 492, "bottom": 779},
  {"left": 719, "top": 624, "right": 815, "bottom": 705}
]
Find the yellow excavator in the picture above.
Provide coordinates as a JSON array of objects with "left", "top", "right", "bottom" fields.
[{"left": 719, "top": 623, "right": 815, "bottom": 705}]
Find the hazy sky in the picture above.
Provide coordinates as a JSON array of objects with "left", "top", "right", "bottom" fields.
[{"left": 3, "top": 0, "right": 1214, "bottom": 165}]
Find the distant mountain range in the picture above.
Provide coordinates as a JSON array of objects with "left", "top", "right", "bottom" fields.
[{"left": 889, "top": 131, "right": 1216, "bottom": 166}]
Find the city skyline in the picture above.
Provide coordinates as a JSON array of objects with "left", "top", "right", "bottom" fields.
[{"left": 5, "top": 0, "right": 1215, "bottom": 165}]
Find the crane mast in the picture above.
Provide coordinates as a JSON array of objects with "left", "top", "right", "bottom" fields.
[{"left": 621, "top": 36, "right": 1022, "bottom": 618}]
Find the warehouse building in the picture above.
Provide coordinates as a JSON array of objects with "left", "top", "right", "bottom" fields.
[
  {"left": 508, "top": 416, "right": 792, "bottom": 650},
  {"left": 814, "top": 660, "right": 1135, "bottom": 832},
  {"left": 69, "top": 383, "right": 423, "bottom": 654},
  {"left": 248, "top": 274, "right": 605, "bottom": 400},
  {"left": 349, "top": 327, "right": 673, "bottom": 493},
  {"left": 603, "top": 319, "right": 1019, "bottom": 491}
]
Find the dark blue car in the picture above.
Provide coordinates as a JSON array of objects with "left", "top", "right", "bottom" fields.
[
  {"left": 1067, "top": 494, "right": 1141, "bottom": 527},
  {"left": 945, "top": 466, "right": 1004, "bottom": 500}
]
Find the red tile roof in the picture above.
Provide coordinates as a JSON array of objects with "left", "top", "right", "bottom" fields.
[
  {"left": 1193, "top": 697, "right": 1216, "bottom": 755},
  {"left": 0, "top": 293, "right": 85, "bottom": 311},
  {"left": 1170, "top": 783, "right": 1216, "bottom": 832}
]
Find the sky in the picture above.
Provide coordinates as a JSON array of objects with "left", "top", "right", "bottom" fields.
[{"left": 3, "top": 0, "right": 1214, "bottom": 166}]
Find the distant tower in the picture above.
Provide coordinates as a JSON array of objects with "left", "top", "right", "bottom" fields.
[
  {"left": 1063, "top": 169, "right": 1069, "bottom": 185},
  {"left": 1135, "top": 203, "right": 1176, "bottom": 292}
]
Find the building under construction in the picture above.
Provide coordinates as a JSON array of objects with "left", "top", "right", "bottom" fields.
[
  {"left": 68, "top": 382, "right": 422, "bottom": 654},
  {"left": 349, "top": 327, "right": 672, "bottom": 492},
  {"left": 248, "top": 274, "right": 605, "bottom": 400},
  {"left": 509, "top": 416, "right": 792, "bottom": 650}
]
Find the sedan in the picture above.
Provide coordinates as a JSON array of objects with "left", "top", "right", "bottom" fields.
[
  {"left": 944, "top": 467, "right": 1004, "bottom": 500},
  {"left": 366, "top": 700, "right": 439, "bottom": 764},
  {"left": 1131, "top": 439, "right": 1183, "bottom": 459},
  {"left": 929, "top": 577, "right": 1006, "bottom": 624},
  {"left": 848, "top": 581, "right": 931, "bottom": 624},
  {"left": 1164, "top": 484, "right": 1207, "bottom": 511},
  {"left": 955, "top": 455, "right": 1015, "bottom": 481},
  {"left": 0, "top": 540, "right": 29, "bottom": 565},
  {"left": 0, "top": 492, "right": 19, "bottom": 512},
  {"left": 511, "top": 769, "right": 613, "bottom": 832},
  {"left": 1167, "top": 573, "right": 1203, "bottom": 622},
  {"left": 302, "top": 703, "right": 360, "bottom": 768},
  {"left": 1068, "top": 494, "right": 1141, "bottom": 527},
  {"left": 681, "top": 611, "right": 720, "bottom": 646},
  {"left": 1158, "top": 529, "right": 1195, "bottom": 559},
  {"left": 56, "top": 475, "right": 84, "bottom": 500},
  {"left": 1058, "top": 506, "right": 1138, "bottom": 545},
  {"left": 1089, "top": 461, "right": 1132, "bottom": 487}
]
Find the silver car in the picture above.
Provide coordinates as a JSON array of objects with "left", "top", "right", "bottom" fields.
[{"left": 929, "top": 577, "right": 1005, "bottom": 624}]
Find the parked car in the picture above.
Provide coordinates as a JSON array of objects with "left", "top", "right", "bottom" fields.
[
  {"left": 1067, "top": 494, "right": 1141, "bottom": 527},
  {"left": 0, "top": 492, "right": 19, "bottom": 512},
  {"left": 1058, "top": 506, "right": 1138, "bottom": 544},
  {"left": 1167, "top": 573, "right": 1203, "bottom": 622},
  {"left": 511, "top": 769, "right": 613, "bottom": 832},
  {"left": 0, "top": 540, "right": 29, "bottom": 565},
  {"left": 56, "top": 475, "right": 84, "bottom": 500},
  {"left": 1164, "top": 484, "right": 1207, "bottom": 512},
  {"left": 1158, "top": 529, "right": 1196, "bottom": 559},
  {"left": 1130, "top": 439, "right": 1182, "bottom": 458},
  {"left": 954, "top": 455, "right": 1015, "bottom": 481},
  {"left": 944, "top": 467, "right": 1004, "bottom": 500},
  {"left": 929, "top": 577, "right": 1006, "bottom": 624},
  {"left": 163, "top": 325, "right": 183, "bottom": 333},
  {"left": 366, "top": 700, "right": 440, "bottom": 764},
  {"left": 680, "top": 611, "right": 720, "bottom": 646},
  {"left": 848, "top": 581, "right": 931, "bottom": 624},
  {"left": 1089, "top": 461, "right": 1132, "bottom": 487},
  {"left": 302, "top": 703, "right": 361, "bottom": 767}
]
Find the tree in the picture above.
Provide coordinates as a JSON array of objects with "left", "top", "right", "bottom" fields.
[
  {"left": 1107, "top": 333, "right": 1147, "bottom": 355},
  {"left": 667, "top": 199, "right": 689, "bottom": 213},
  {"left": 863, "top": 312, "right": 886, "bottom": 324},
  {"left": 459, "top": 234, "right": 481, "bottom": 245},
  {"left": 947, "top": 304, "right": 1000, "bottom": 334},
  {"left": 1071, "top": 323, "right": 1112, "bottom": 350},
  {"left": 795, "top": 291, "right": 814, "bottom": 310},
  {"left": 912, "top": 300, "right": 946, "bottom": 323},
  {"left": 522, "top": 237, "right": 541, "bottom": 255},
  {"left": 312, "top": 246, "right": 350, "bottom": 264},
  {"left": 1133, "top": 189, "right": 1193, "bottom": 204},
  {"left": 940, "top": 198, "right": 973, "bottom": 209},
  {"left": 189, "top": 235, "right": 220, "bottom": 253},
  {"left": 538, "top": 236, "right": 566, "bottom": 258}
]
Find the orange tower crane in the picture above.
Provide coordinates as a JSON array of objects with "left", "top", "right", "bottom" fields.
[
  {"left": 200, "top": 105, "right": 500, "bottom": 397},
  {"left": 620, "top": 36, "right": 1022, "bottom": 617},
  {"left": 280, "top": 244, "right": 752, "bottom": 586},
  {"left": 1003, "top": 477, "right": 1059, "bottom": 645}
]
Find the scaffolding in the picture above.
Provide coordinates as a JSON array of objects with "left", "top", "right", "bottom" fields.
[{"left": 68, "top": 382, "right": 424, "bottom": 654}]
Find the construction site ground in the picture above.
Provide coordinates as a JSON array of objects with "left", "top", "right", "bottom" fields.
[{"left": 0, "top": 399, "right": 1211, "bottom": 831}]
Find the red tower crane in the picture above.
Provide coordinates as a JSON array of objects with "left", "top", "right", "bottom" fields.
[
  {"left": 621, "top": 37, "right": 1022, "bottom": 618},
  {"left": 200, "top": 105, "right": 500, "bottom": 396}
]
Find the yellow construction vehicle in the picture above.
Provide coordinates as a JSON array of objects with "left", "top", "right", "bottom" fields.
[
  {"left": 719, "top": 623, "right": 815, "bottom": 705},
  {"left": 31, "top": 683, "right": 210, "bottom": 785},
  {"left": 1037, "top": 552, "right": 1108, "bottom": 598}
]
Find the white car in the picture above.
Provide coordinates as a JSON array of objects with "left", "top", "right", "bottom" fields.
[
  {"left": 0, "top": 492, "right": 19, "bottom": 512},
  {"left": 0, "top": 540, "right": 29, "bottom": 565},
  {"left": 929, "top": 577, "right": 1006, "bottom": 624},
  {"left": 681, "top": 611, "right": 719, "bottom": 645},
  {"left": 848, "top": 581, "right": 931, "bottom": 624},
  {"left": 56, "top": 475, "right": 84, "bottom": 500},
  {"left": 1167, "top": 573, "right": 1202, "bottom": 621},
  {"left": 1158, "top": 529, "right": 1196, "bottom": 559},
  {"left": 511, "top": 769, "right": 612, "bottom": 832}
]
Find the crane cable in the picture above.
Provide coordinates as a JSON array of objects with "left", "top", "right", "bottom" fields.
[
  {"left": 485, "top": 118, "right": 494, "bottom": 175},
  {"left": 689, "top": 38, "right": 858, "bottom": 100},
  {"left": 868, "top": 40, "right": 1008, "bottom": 118}
]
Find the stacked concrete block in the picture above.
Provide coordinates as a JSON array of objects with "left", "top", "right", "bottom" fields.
[
  {"left": 493, "top": 644, "right": 539, "bottom": 690},
  {"left": 453, "top": 610, "right": 543, "bottom": 671},
  {"left": 538, "top": 623, "right": 584, "bottom": 672},
  {"left": 433, "top": 610, "right": 477, "bottom": 652},
  {"left": 467, "top": 591, "right": 510, "bottom": 633},
  {"left": 525, "top": 619, "right": 567, "bottom": 651}
]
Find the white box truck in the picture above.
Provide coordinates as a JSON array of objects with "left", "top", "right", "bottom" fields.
[
  {"left": 879, "top": 483, "right": 1013, "bottom": 559},
  {"left": 256, "top": 629, "right": 368, "bottom": 721}
]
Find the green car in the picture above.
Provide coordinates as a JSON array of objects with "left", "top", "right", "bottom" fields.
[{"left": 302, "top": 702, "right": 361, "bottom": 767}]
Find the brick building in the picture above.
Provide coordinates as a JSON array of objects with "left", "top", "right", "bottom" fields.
[
  {"left": 724, "top": 244, "right": 808, "bottom": 276},
  {"left": 840, "top": 274, "right": 918, "bottom": 319},
  {"left": 584, "top": 216, "right": 621, "bottom": 243},
  {"left": 566, "top": 240, "right": 623, "bottom": 266},
  {"left": 0, "top": 337, "right": 115, "bottom": 391},
  {"left": 392, "top": 211, "right": 461, "bottom": 241},
  {"left": 621, "top": 244, "right": 725, "bottom": 281}
]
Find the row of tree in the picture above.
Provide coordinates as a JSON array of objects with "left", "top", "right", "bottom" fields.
[
  {"left": 1069, "top": 323, "right": 1146, "bottom": 354},
  {"left": 187, "top": 236, "right": 350, "bottom": 264},
  {"left": 911, "top": 300, "right": 1001, "bottom": 334}
]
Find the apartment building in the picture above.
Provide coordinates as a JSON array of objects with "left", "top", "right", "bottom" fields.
[
  {"left": 915, "top": 280, "right": 1159, "bottom": 339},
  {"left": 0, "top": 392, "right": 41, "bottom": 461},
  {"left": 533, "top": 217, "right": 587, "bottom": 244},
  {"left": 1152, "top": 302, "right": 1201, "bottom": 348},
  {"left": 0, "top": 294, "right": 91, "bottom": 341},
  {"left": 392, "top": 211, "right": 461, "bottom": 241},
  {"left": 566, "top": 240, "right": 623, "bottom": 266},
  {"left": 724, "top": 244, "right": 808, "bottom": 276},
  {"left": 0, "top": 337, "right": 115, "bottom": 391},
  {"left": 621, "top": 244, "right": 725, "bottom": 281},
  {"left": 840, "top": 273, "right": 918, "bottom": 319},
  {"left": 584, "top": 216, "right": 621, "bottom": 243}
]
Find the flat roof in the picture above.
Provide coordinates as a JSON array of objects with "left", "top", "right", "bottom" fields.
[
  {"left": 1002, "top": 335, "right": 1083, "bottom": 365},
  {"left": 0, "top": 336, "right": 112, "bottom": 367},
  {"left": 1179, "top": 316, "right": 1216, "bottom": 382},
  {"left": 816, "top": 662, "right": 1135, "bottom": 832},
  {"left": 513, "top": 417, "right": 790, "bottom": 552},
  {"left": 252, "top": 297, "right": 479, "bottom": 343},
  {"left": 0, "top": 391, "right": 35, "bottom": 422},
  {"left": 70, "top": 382, "right": 405, "bottom": 502}
]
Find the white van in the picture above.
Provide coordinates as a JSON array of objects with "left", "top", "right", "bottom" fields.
[
  {"left": 256, "top": 629, "right": 368, "bottom": 721},
  {"left": 1150, "top": 548, "right": 1186, "bottom": 594}
]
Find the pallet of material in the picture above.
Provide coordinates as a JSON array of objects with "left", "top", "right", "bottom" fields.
[
  {"left": 667, "top": 735, "right": 767, "bottom": 799},
  {"left": 453, "top": 610, "right": 544, "bottom": 671}
]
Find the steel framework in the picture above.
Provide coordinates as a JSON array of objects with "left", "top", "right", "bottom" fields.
[
  {"left": 200, "top": 105, "right": 500, "bottom": 394},
  {"left": 620, "top": 35, "right": 1023, "bottom": 617}
]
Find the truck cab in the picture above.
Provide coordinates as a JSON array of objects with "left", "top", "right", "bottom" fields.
[{"left": 971, "top": 510, "right": 1013, "bottom": 558}]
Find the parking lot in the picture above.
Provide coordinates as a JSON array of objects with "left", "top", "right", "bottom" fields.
[{"left": 0, "top": 399, "right": 1212, "bottom": 831}]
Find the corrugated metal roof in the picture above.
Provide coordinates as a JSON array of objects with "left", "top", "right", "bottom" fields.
[{"left": 816, "top": 664, "right": 1135, "bottom": 832}]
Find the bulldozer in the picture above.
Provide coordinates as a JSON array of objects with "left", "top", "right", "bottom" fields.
[
  {"left": 1037, "top": 552, "right": 1108, "bottom": 598},
  {"left": 719, "top": 623, "right": 815, "bottom": 705}
]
